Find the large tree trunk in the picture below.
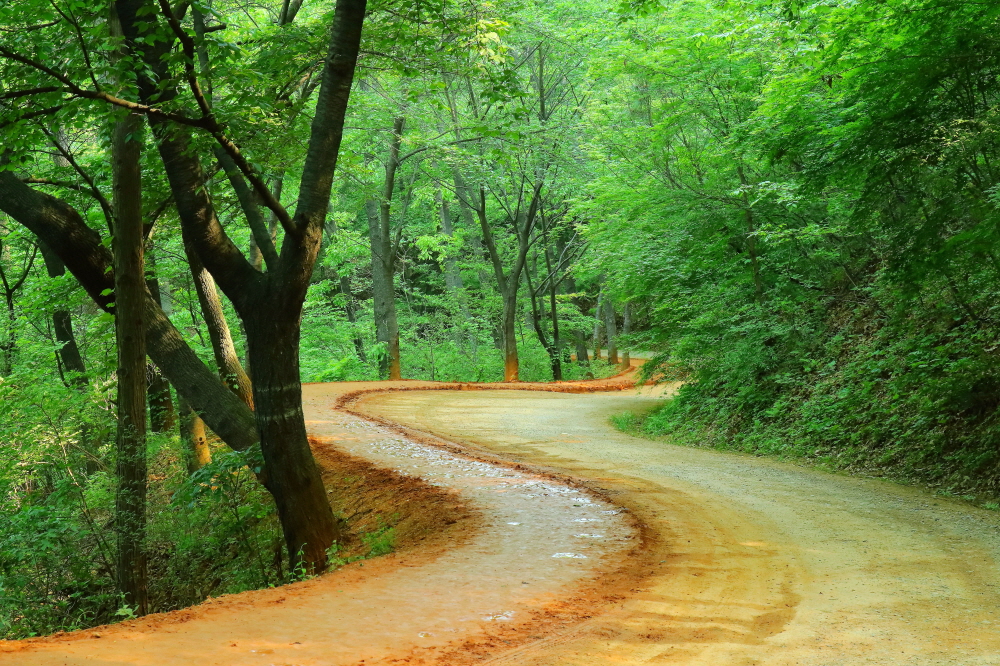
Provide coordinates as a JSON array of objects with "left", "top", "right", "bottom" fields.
[
  {"left": 119, "top": 0, "right": 365, "bottom": 573},
  {"left": 244, "top": 299, "right": 341, "bottom": 572},
  {"left": 111, "top": 105, "right": 148, "bottom": 616}
]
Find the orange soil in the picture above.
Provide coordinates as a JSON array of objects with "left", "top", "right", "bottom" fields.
[{"left": 0, "top": 365, "right": 649, "bottom": 665}]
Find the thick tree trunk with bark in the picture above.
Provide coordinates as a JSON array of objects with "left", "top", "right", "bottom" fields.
[
  {"left": 0, "top": 0, "right": 366, "bottom": 576},
  {"left": 123, "top": 0, "right": 365, "bottom": 571},
  {"left": 243, "top": 297, "right": 340, "bottom": 571},
  {"left": 111, "top": 107, "right": 148, "bottom": 616}
]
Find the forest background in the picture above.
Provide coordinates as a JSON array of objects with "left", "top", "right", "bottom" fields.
[{"left": 0, "top": 0, "right": 998, "bottom": 641}]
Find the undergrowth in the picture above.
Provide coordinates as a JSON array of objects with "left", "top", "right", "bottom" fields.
[
  {"left": 614, "top": 291, "right": 1000, "bottom": 508},
  {"left": 0, "top": 424, "right": 401, "bottom": 640}
]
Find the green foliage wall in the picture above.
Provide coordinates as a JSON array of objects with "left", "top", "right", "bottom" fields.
[{"left": 586, "top": 0, "right": 1000, "bottom": 497}]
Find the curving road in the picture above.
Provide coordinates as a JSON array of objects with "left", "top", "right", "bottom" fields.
[
  {"left": 357, "top": 387, "right": 1000, "bottom": 665},
  {"left": 2, "top": 376, "right": 999, "bottom": 665}
]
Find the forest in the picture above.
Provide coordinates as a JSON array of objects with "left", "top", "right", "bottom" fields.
[{"left": 0, "top": 0, "right": 998, "bottom": 642}]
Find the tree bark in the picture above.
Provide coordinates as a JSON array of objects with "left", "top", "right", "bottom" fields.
[
  {"left": 0, "top": 173, "right": 260, "bottom": 454},
  {"left": 147, "top": 364, "right": 174, "bottom": 432},
  {"left": 179, "top": 395, "right": 211, "bottom": 473},
  {"left": 144, "top": 253, "right": 174, "bottom": 431},
  {"left": 604, "top": 296, "right": 618, "bottom": 365},
  {"left": 367, "top": 115, "right": 404, "bottom": 380},
  {"left": 125, "top": 0, "right": 366, "bottom": 571},
  {"left": 38, "top": 242, "right": 88, "bottom": 382},
  {"left": 477, "top": 184, "right": 543, "bottom": 381},
  {"left": 525, "top": 257, "right": 561, "bottom": 380},
  {"left": 243, "top": 300, "right": 337, "bottom": 572},
  {"left": 367, "top": 198, "right": 401, "bottom": 379},
  {"left": 621, "top": 301, "right": 631, "bottom": 369},
  {"left": 110, "top": 105, "right": 148, "bottom": 616},
  {"left": 25, "top": 0, "right": 369, "bottom": 575},
  {"left": 592, "top": 290, "right": 603, "bottom": 361},
  {"left": 340, "top": 275, "right": 367, "bottom": 362},
  {"left": 574, "top": 331, "right": 590, "bottom": 367},
  {"left": 183, "top": 241, "right": 253, "bottom": 408}
]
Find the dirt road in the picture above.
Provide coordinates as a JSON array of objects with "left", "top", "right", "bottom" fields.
[
  {"left": 0, "top": 379, "right": 638, "bottom": 666},
  {"left": 3, "top": 376, "right": 999, "bottom": 665},
  {"left": 356, "top": 388, "right": 1000, "bottom": 665}
]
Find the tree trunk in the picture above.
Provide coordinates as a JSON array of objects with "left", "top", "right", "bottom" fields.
[
  {"left": 592, "top": 291, "right": 603, "bottom": 361},
  {"left": 0, "top": 278, "right": 14, "bottom": 376},
  {"left": 477, "top": 184, "right": 542, "bottom": 382},
  {"left": 340, "top": 275, "right": 367, "bottom": 363},
  {"left": 501, "top": 291, "right": 519, "bottom": 381},
  {"left": 367, "top": 115, "right": 405, "bottom": 380},
  {"left": 121, "top": 0, "right": 367, "bottom": 574},
  {"left": 0, "top": 174, "right": 260, "bottom": 455},
  {"left": 147, "top": 364, "right": 174, "bottom": 432},
  {"left": 621, "top": 301, "right": 631, "bottom": 368},
  {"left": 111, "top": 104, "right": 148, "bottom": 616},
  {"left": 244, "top": 303, "right": 342, "bottom": 572},
  {"left": 525, "top": 258, "right": 561, "bottom": 381},
  {"left": 574, "top": 331, "right": 590, "bottom": 367},
  {"left": 179, "top": 395, "right": 211, "bottom": 473},
  {"left": 604, "top": 296, "right": 618, "bottom": 365},
  {"left": 0, "top": 240, "right": 33, "bottom": 376},
  {"left": 144, "top": 254, "right": 174, "bottom": 431},
  {"left": 184, "top": 243, "right": 254, "bottom": 408},
  {"left": 39, "top": 242, "right": 87, "bottom": 383},
  {"left": 367, "top": 198, "right": 401, "bottom": 380},
  {"left": 437, "top": 192, "right": 464, "bottom": 292}
]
